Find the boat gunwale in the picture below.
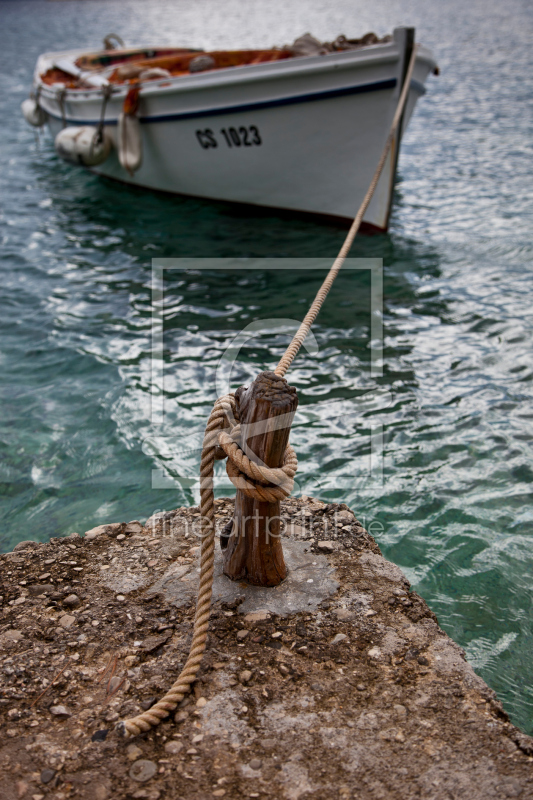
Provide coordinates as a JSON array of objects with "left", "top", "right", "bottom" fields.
[
  {"left": 35, "top": 41, "right": 436, "bottom": 104},
  {"left": 41, "top": 77, "right": 433, "bottom": 127}
]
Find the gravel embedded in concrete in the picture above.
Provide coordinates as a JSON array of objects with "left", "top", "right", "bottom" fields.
[{"left": 0, "top": 497, "right": 531, "bottom": 800}]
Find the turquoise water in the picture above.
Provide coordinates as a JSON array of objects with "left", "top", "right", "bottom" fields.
[{"left": 1, "top": 0, "right": 532, "bottom": 733}]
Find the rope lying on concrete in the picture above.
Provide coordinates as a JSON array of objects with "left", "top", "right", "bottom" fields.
[
  {"left": 121, "top": 395, "right": 236, "bottom": 735},
  {"left": 120, "top": 44, "right": 418, "bottom": 737}
]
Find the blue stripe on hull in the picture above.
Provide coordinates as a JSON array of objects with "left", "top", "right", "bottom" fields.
[{"left": 45, "top": 76, "right": 399, "bottom": 127}]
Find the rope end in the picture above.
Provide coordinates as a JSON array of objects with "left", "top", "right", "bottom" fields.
[{"left": 116, "top": 719, "right": 129, "bottom": 738}]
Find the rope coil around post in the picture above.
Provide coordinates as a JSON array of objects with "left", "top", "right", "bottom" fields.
[
  {"left": 120, "top": 396, "right": 296, "bottom": 736},
  {"left": 219, "top": 428, "right": 298, "bottom": 502},
  {"left": 120, "top": 43, "right": 418, "bottom": 737}
]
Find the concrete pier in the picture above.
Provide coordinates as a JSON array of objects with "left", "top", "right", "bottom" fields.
[{"left": 1, "top": 497, "right": 531, "bottom": 800}]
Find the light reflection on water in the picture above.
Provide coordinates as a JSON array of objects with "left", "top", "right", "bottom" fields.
[{"left": 0, "top": 0, "right": 532, "bottom": 733}]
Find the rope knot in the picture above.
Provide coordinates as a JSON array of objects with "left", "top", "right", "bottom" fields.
[{"left": 218, "top": 426, "right": 297, "bottom": 502}]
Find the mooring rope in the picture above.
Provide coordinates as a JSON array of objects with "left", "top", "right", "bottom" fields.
[
  {"left": 275, "top": 45, "right": 418, "bottom": 379},
  {"left": 120, "top": 44, "right": 418, "bottom": 737}
]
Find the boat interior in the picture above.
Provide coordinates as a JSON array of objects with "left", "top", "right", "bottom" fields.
[{"left": 39, "top": 33, "right": 392, "bottom": 90}]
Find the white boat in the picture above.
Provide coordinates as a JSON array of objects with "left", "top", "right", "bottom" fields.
[{"left": 23, "top": 28, "right": 437, "bottom": 231}]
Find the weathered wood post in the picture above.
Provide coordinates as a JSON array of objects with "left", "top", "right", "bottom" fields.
[{"left": 222, "top": 370, "right": 298, "bottom": 586}]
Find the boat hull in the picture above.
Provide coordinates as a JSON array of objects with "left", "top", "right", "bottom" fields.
[{"left": 38, "top": 30, "right": 436, "bottom": 229}]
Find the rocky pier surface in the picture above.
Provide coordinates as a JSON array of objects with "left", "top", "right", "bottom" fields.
[{"left": 0, "top": 497, "right": 532, "bottom": 800}]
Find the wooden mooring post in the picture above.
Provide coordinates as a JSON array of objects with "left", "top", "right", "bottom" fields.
[{"left": 222, "top": 371, "right": 298, "bottom": 586}]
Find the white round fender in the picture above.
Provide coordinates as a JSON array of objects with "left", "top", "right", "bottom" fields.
[
  {"left": 21, "top": 97, "right": 47, "bottom": 127},
  {"left": 54, "top": 126, "right": 113, "bottom": 167},
  {"left": 118, "top": 113, "right": 142, "bottom": 175}
]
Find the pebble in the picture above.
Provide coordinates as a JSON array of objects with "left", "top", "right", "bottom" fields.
[
  {"left": 140, "top": 697, "right": 158, "bottom": 711},
  {"left": 278, "top": 664, "right": 290, "bottom": 676},
  {"left": 260, "top": 738, "right": 276, "bottom": 750},
  {"left": 496, "top": 780, "right": 524, "bottom": 798},
  {"left": 50, "top": 705, "right": 71, "bottom": 718},
  {"left": 249, "top": 758, "right": 262, "bottom": 770},
  {"left": 127, "top": 744, "right": 144, "bottom": 761},
  {"left": 212, "top": 791, "right": 226, "bottom": 798},
  {"left": 129, "top": 760, "right": 158, "bottom": 783},
  {"left": 117, "top": 534, "right": 126, "bottom": 541},
  {"left": 63, "top": 594, "right": 80, "bottom": 608},
  {"left": 192, "top": 734, "right": 204, "bottom": 744},
  {"left": 88, "top": 785, "right": 108, "bottom": 800},
  {"left": 38, "top": 573, "right": 51, "bottom": 580},
  {"left": 125, "top": 521, "right": 144, "bottom": 535},
  {"left": 317, "top": 540, "right": 336, "bottom": 552},
  {"left": 240, "top": 670, "right": 253, "bottom": 684},
  {"left": 174, "top": 710, "right": 188, "bottom": 723},
  {"left": 243, "top": 611, "right": 270, "bottom": 623},
  {"left": 331, "top": 633, "right": 347, "bottom": 645},
  {"left": 356, "top": 684, "right": 366, "bottom": 692},
  {"left": 164, "top": 740, "right": 183, "bottom": 755},
  {"left": 16, "top": 780, "right": 29, "bottom": 799},
  {"left": 3, "top": 629, "right": 24, "bottom": 641},
  {"left": 196, "top": 697, "right": 207, "bottom": 708},
  {"left": 418, "top": 655, "right": 429, "bottom": 666},
  {"left": 364, "top": 609, "right": 377, "bottom": 617},
  {"left": 285, "top": 524, "right": 306, "bottom": 538},
  {"left": 116, "top": 594, "right": 126, "bottom": 601},
  {"left": 91, "top": 729, "right": 109, "bottom": 742},
  {"left": 131, "top": 792, "right": 160, "bottom": 800},
  {"left": 335, "top": 608, "right": 353, "bottom": 621},
  {"left": 59, "top": 614, "right": 76, "bottom": 628},
  {"left": 271, "top": 631, "right": 282, "bottom": 639},
  {"left": 367, "top": 646, "right": 382, "bottom": 659},
  {"left": 236, "top": 630, "right": 249, "bottom": 640},
  {"left": 84, "top": 525, "right": 106, "bottom": 540},
  {"left": 336, "top": 510, "right": 355, "bottom": 522},
  {"left": 13, "top": 540, "right": 37, "bottom": 551},
  {"left": 29, "top": 584, "right": 54, "bottom": 596},
  {"left": 40, "top": 768, "right": 56, "bottom": 784}
]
